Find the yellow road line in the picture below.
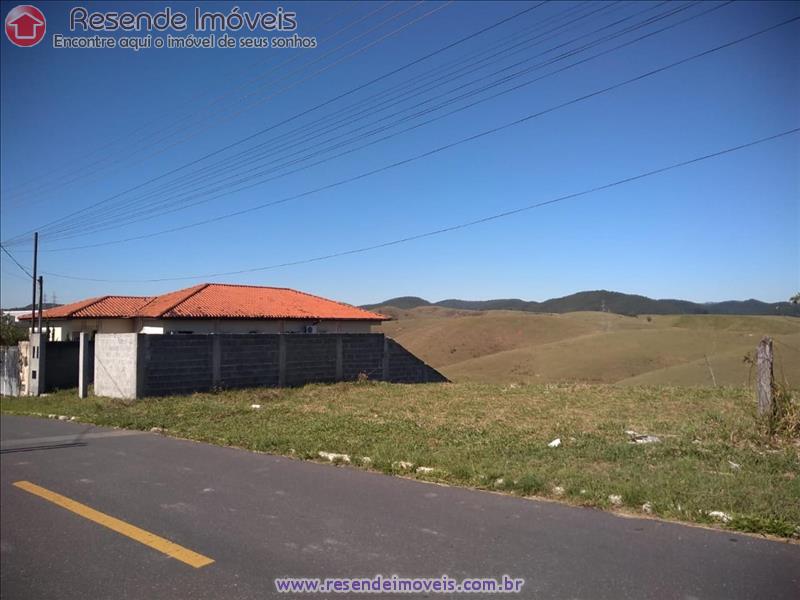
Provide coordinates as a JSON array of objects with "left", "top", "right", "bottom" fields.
[{"left": 13, "top": 481, "right": 214, "bottom": 568}]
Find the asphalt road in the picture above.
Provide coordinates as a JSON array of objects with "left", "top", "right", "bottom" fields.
[{"left": 1, "top": 415, "right": 798, "bottom": 599}]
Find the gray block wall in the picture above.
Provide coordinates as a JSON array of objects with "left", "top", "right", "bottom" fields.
[
  {"left": 218, "top": 334, "right": 280, "bottom": 388},
  {"left": 386, "top": 338, "right": 448, "bottom": 383},
  {"left": 284, "top": 335, "right": 338, "bottom": 386},
  {"left": 139, "top": 335, "right": 213, "bottom": 397},
  {"left": 93, "top": 332, "right": 447, "bottom": 399},
  {"left": 342, "top": 334, "right": 384, "bottom": 380}
]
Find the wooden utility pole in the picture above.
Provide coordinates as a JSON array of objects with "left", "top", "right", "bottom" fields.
[
  {"left": 756, "top": 336, "right": 774, "bottom": 417},
  {"left": 30, "top": 232, "right": 38, "bottom": 331}
]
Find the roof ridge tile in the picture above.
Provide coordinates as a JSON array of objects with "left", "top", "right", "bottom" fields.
[{"left": 156, "top": 283, "right": 211, "bottom": 318}]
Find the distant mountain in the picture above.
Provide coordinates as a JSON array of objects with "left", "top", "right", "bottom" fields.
[
  {"left": 363, "top": 290, "right": 800, "bottom": 317},
  {"left": 3, "top": 302, "right": 61, "bottom": 311},
  {"left": 369, "top": 296, "right": 431, "bottom": 310},
  {"left": 436, "top": 298, "right": 534, "bottom": 311}
]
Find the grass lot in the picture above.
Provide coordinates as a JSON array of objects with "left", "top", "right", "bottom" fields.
[
  {"left": 377, "top": 311, "right": 800, "bottom": 387},
  {"left": 3, "top": 382, "right": 798, "bottom": 538}
]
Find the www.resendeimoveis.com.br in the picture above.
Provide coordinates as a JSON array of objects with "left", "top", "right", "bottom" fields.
[{"left": 275, "top": 574, "right": 525, "bottom": 594}]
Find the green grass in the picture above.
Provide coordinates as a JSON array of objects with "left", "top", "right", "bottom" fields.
[{"left": 3, "top": 382, "right": 798, "bottom": 538}]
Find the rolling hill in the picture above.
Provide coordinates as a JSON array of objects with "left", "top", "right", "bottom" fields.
[
  {"left": 377, "top": 309, "right": 800, "bottom": 387},
  {"left": 364, "top": 290, "right": 800, "bottom": 317}
]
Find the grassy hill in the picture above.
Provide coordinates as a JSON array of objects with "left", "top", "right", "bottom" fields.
[
  {"left": 378, "top": 310, "right": 800, "bottom": 387},
  {"left": 364, "top": 290, "right": 800, "bottom": 317}
]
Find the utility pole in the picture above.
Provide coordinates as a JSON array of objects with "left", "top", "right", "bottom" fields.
[
  {"left": 31, "top": 232, "right": 38, "bottom": 331},
  {"left": 37, "top": 276, "right": 44, "bottom": 334},
  {"left": 28, "top": 233, "right": 45, "bottom": 396}
]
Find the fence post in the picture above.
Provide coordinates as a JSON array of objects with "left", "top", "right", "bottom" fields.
[
  {"left": 278, "top": 335, "right": 287, "bottom": 387},
  {"left": 382, "top": 336, "right": 390, "bottom": 381},
  {"left": 211, "top": 335, "right": 221, "bottom": 388},
  {"left": 335, "top": 335, "right": 343, "bottom": 381},
  {"left": 78, "top": 332, "right": 90, "bottom": 398},
  {"left": 756, "top": 336, "right": 774, "bottom": 417}
]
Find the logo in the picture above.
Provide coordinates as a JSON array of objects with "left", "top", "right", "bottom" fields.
[{"left": 5, "top": 5, "right": 46, "bottom": 47}]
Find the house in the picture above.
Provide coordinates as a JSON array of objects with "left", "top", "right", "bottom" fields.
[
  {"left": 21, "top": 283, "right": 386, "bottom": 340},
  {"left": 0, "top": 309, "right": 31, "bottom": 323}
]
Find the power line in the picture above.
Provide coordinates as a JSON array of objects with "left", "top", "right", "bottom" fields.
[
  {"left": 0, "top": 1, "right": 363, "bottom": 203},
  {"left": 12, "top": 1, "right": 702, "bottom": 245},
  {"left": 0, "top": 268, "right": 32, "bottom": 283},
  {"left": 0, "top": 245, "right": 32, "bottom": 279},
  {"left": 2, "top": 1, "right": 450, "bottom": 211},
  {"left": 3, "top": 0, "right": 529, "bottom": 245},
  {"left": 118, "top": 2, "right": 608, "bottom": 201},
  {"left": 0, "top": 1, "right": 404, "bottom": 206},
  {"left": 2, "top": 1, "right": 544, "bottom": 247},
  {"left": 41, "top": 127, "right": 799, "bottom": 283},
  {"left": 125, "top": 1, "right": 451, "bottom": 157},
  {"left": 31, "top": 0, "right": 628, "bottom": 241},
  {"left": 89, "top": 0, "right": 687, "bottom": 229},
  {"left": 35, "top": 1, "right": 631, "bottom": 238},
  {"left": 37, "top": 9, "right": 794, "bottom": 252}
]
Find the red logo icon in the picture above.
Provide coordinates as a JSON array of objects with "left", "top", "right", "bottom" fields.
[{"left": 5, "top": 5, "right": 46, "bottom": 47}]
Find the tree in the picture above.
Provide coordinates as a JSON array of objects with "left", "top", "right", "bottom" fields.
[{"left": 0, "top": 313, "right": 27, "bottom": 346}]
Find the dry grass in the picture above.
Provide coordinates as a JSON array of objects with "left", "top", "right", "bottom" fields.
[{"left": 378, "top": 311, "right": 800, "bottom": 387}]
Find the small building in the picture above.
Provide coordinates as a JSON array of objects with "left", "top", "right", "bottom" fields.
[
  {"left": 0, "top": 309, "right": 31, "bottom": 323},
  {"left": 22, "top": 283, "right": 386, "bottom": 340}
]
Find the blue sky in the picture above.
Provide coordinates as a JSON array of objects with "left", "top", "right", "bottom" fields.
[{"left": 1, "top": 0, "right": 798, "bottom": 308}]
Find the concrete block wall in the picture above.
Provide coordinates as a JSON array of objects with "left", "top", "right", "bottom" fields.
[
  {"left": 93, "top": 332, "right": 447, "bottom": 399},
  {"left": 94, "top": 333, "right": 139, "bottom": 400},
  {"left": 284, "top": 335, "right": 338, "bottom": 386},
  {"left": 342, "top": 334, "right": 385, "bottom": 380},
  {"left": 218, "top": 334, "right": 280, "bottom": 388},
  {"left": 139, "top": 335, "right": 213, "bottom": 397},
  {"left": 386, "top": 338, "right": 449, "bottom": 383}
]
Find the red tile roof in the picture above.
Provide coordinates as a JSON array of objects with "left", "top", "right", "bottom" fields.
[
  {"left": 137, "top": 284, "right": 206, "bottom": 318},
  {"left": 23, "top": 284, "right": 386, "bottom": 321},
  {"left": 26, "top": 296, "right": 154, "bottom": 319}
]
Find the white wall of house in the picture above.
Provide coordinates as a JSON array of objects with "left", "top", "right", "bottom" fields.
[
  {"left": 45, "top": 318, "right": 135, "bottom": 341},
  {"left": 138, "top": 318, "right": 374, "bottom": 334},
  {"left": 43, "top": 318, "right": 375, "bottom": 338}
]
